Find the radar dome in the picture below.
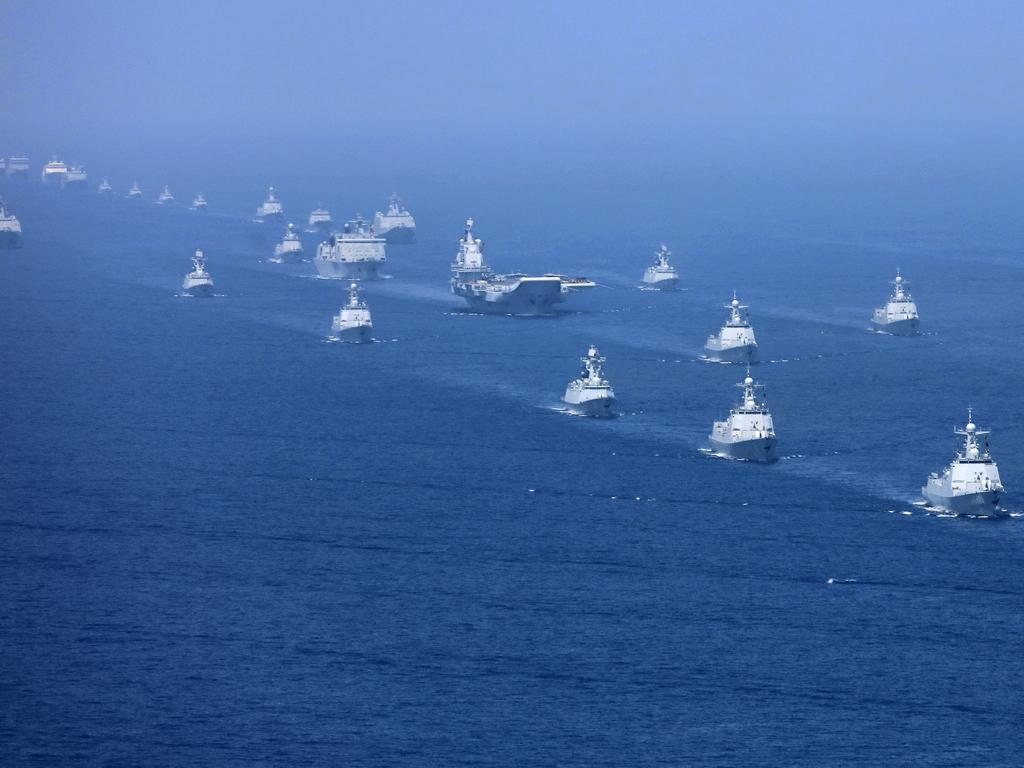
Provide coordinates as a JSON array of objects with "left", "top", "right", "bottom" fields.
[
  {"left": 966, "top": 422, "right": 976, "bottom": 433},
  {"left": 744, "top": 376, "right": 754, "bottom": 386},
  {"left": 731, "top": 298, "right": 740, "bottom": 308}
]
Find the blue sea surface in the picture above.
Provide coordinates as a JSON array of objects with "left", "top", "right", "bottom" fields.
[{"left": 2, "top": 180, "right": 1023, "bottom": 766}]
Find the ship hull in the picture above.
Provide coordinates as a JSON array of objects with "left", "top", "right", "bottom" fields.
[
  {"left": 872, "top": 317, "right": 920, "bottom": 336},
  {"left": 922, "top": 487, "right": 1002, "bottom": 515},
  {"left": 271, "top": 251, "right": 305, "bottom": 264},
  {"left": 454, "top": 279, "right": 564, "bottom": 315},
  {"left": 643, "top": 276, "right": 679, "bottom": 290},
  {"left": 258, "top": 212, "right": 285, "bottom": 224},
  {"left": 0, "top": 231, "right": 22, "bottom": 249},
  {"left": 709, "top": 435, "right": 777, "bottom": 462},
  {"left": 184, "top": 284, "right": 214, "bottom": 298},
  {"left": 315, "top": 258, "right": 383, "bottom": 280},
  {"left": 704, "top": 342, "right": 758, "bottom": 364},
  {"left": 381, "top": 226, "right": 415, "bottom": 244},
  {"left": 334, "top": 325, "right": 372, "bottom": 343},
  {"left": 562, "top": 394, "right": 616, "bottom": 418}
]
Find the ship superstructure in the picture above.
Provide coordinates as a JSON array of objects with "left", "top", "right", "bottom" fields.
[
  {"left": 272, "top": 223, "right": 305, "bottom": 263},
  {"left": 562, "top": 345, "right": 616, "bottom": 417},
  {"left": 708, "top": 370, "right": 777, "bottom": 461},
  {"left": 0, "top": 201, "right": 23, "bottom": 249},
  {"left": 308, "top": 205, "right": 332, "bottom": 234},
  {"left": 642, "top": 244, "right": 679, "bottom": 290},
  {"left": 372, "top": 194, "right": 416, "bottom": 243},
  {"left": 190, "top": 193, "right": 208, "bottom": 211},
  {"left": 704, "top": 293, "right": 758, "bottom": 363},
  {"left": 64, "top": 164, "right": 88, "bottom": 189},
  {"left": 127, "top": 181, "right": 143, "bottom": 199},
  {"left": 872, "top": 270, "right": 920, "bottom": 336},
  {"left": 97, "top": 177, "right": 113, "bottom": 195},
  {"left": 156, "top": 185, "right": 174, "bottom": 205},
  {"left": 314, "top": 215, "right": 386, "bottom": 279},
  {"left": 6, "top": 156, "right": 30, "bottom": 178},
  {"left": 332, "top": 282, "right": 373, "bottom": 342},
  {"left": 922, "top": 409, "right": 1004, "bottom": 515},
  {"left": 41, "top": 157, "right": 68, "bottom": 185},
  {"left": 182, "top": 249, "right": 214, "bottom": 297},
  {"left": 256, "top": 186, "right": 284, "bottom": 222},
  {"left": 450, "top": 218, "right": 596, "bottom": 315}
]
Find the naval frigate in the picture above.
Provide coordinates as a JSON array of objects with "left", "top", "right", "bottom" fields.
[
  {"left": 256, "top": 186, "right": 284, "bottom": 222},
  {"left": 190, "top": 193, "right": 208, "bottom": 211},
  {"left": 272, "top": 223, "right": 305, "bottom": 263},
  {"left": 704, "top": 293, "right": 758, "bottom": 363},
  {"left": 872, "top": 270, "right": 920, "bottom": 336},
  {"left": 372, "top": 194, "right": 416, "bottom": 243},
  {"left": 315, "top": 215, "right": 386, "bottom": 279},
  {"left": 0, "top": 201, "right": 23, "bottom": 249},
  {"left": 97, "top": 177, "right": 113, "bottom": 195},
  {"left": 642, "top": 244, "right": 679, "bottom": 290},
  {"left": 182, "top": 249, "right": 214, "bottom": 297},
  {"left": 127, "top": 181, "right": 143, "bottom": 199},
  {"left": 562, "top": 345, "right": 616, "bottom": 417},
  {"left": 922, "top": 409, "right": 1005, "bottom": 515},
  {"left": 450, "top": 218, "right": 596, "bottom": 315},
  {"left": 156, "top": 185, "right": 174, "bottom": 205},
  {"left": 332, "top": 282, "right": 374, "bottom": 342},
  {"left": 708, "top": 370, "right": 777, "bottom": 462}
]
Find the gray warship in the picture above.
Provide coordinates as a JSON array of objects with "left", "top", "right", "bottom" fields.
[
  {"left": 97, "top": 177, "right": 113, "bottom": 195},
  {"left": 332, "top": 282, "right": 373, "bottom": 342},
  {"left": 41, "top": 156, "right": 68, "bottom": 185},
  {"left": 704, "top": 293, "right": 758, "bottom": 363},
  {"left": 182, "top": 249, "right": 214, "bottom": 297},
  {"left": 127, "top": 181, "right": 143, "bottom": 199},
  {"left": 307, "top": 205, "right": 332, "bottom": 235},
  {"left": 872, "top": 270, "right": 920, "bottom": 336},
  {"left": 0, "top": 201, "right": 23, "bottom": 249},
  {"left": 372, "top": 194, "right": 416, "bottom": 243},
  {"left": 562, "top": 345, "right": 616, "bottom": 418},
  {"left": 708, "top": 370, "right": 777, "bottom": 461},
  {"left": 642, "top": 244, "right": 679, "bottom": 290},
  {"left": 64, "top": 164, "right": 88, "bottom": 189},
  {"left": 314, "top": 215, "right": 386, "bottom": 279},
  {"left": 156, "top": 185, "right": 174, "bottom": 205},
  {"left": 190, "top": 193, "right": 208, "bottom": 211},
  {"left": 272, "top": 223, "right": 305, "bottom": 263},
  {"left": 450, "top": 218, "right": 595, "bottom": 315},
  {"left": 922, "top": 409, "right": 1004, "bottom": 515},
  {"left": 256, "top": 186, "right": 284, "bottom": 223},
  {"left": 6, "top": 156, "right": 30, "bottom": 178}
]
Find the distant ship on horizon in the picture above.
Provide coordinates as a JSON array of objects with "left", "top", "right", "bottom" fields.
[
  {"left": 256, "top": 186, "right": 284, "bottom": 223},
  {"left": 373, "top": 194, "right": 416, "bottom": 243}
]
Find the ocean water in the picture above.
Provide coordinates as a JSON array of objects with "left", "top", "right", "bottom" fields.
[{"left": 2, "top": 179, "right": 1023, "bottom": 766}]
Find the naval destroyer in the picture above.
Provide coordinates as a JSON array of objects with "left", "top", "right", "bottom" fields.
[
  {"left": 315, "top": 215, "right": 386, "bottom": 279},
  {"left": 332, "top": 282, "right": 373, "bottom": 342},
  {"left": 562, "top": 345, "right": 616, "bottom": 417},
  {"left": 156, "top": 185, "right": 174, "bottom": 205},
  {"left": 41, "top": 157, "right": 68, "bottom": 185},
  {"left": 272, "top": 223, "right": 305, "bottom": 263},
  {"left": 182, "top": 249, "right": 214, "bottom": 297},
  {"left": 450, "top": 218, "right": 595, "bottom": 315},
  {"left": 642, "top": 244, "right": 679, "bottom": 290},
  {"left": 190, "top": 193, "right": 208, "bottom": 211},
  {"left": 708, "top": 370, "right": 777, "bottom": 461},
  {"left": 922, "top": 409, "right": 1005, "bottom": 515},
  {"left": 0, "top": 201, "right": 23, "bottom": 249},
  {"left": 308, "top": 205, "right": 332, "bottom": 234},
  {"left": 64, "top": 164, "right": 88, "bottom": 189},
  {"left": 7, "top": 156, "right": 30, "bottom": 178},
  {"left": 872, "top": 270, "right": 920, "bottom": 336},
  {"left": 372, "top": 194, "right": 416, "bottom": 243},
  {"left": 704, "top": 293, "right": 759, "bottom": 363},
  {"left": 97, "top": 177, "right": 113, "bottom": 195},
  {"left": 127, "top": 181, "right": 143, "bottom": 199},
  {"left": 256, "top": 186, "right": 284, "bottom": 223}
]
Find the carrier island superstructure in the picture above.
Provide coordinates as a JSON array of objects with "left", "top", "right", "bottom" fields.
[
  {"left": 314, "top": 215, "right": 386, "bottom": 279},
  {"left": 450, "top": 218, "right": 595, "bottom": 315},
  {"left": 922, "top": 409, "right": 1004, "bottom": 515}
]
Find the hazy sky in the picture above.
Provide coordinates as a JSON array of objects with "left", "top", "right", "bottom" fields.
[
  {"left": 3, "top": 1, "right": 1023, "bottom": 231},
  {"left": 3, "top": 1, "right": 1023, "bottom": 141}
]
